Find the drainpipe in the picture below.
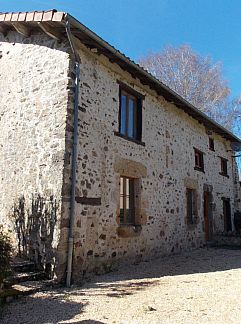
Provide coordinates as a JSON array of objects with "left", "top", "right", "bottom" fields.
[{"left": 65, "top": 14, "right": 81, "bottom": 288}]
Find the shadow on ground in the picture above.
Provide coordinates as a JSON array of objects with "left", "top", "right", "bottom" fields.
[
  {"left": 72, "top": 247, "right": 241, "bottom": 297},
  {"left": 0, "top": 293, "right": 87, "bottom": 324},
  {"left": 2, "top": 247, "right": 241, "bottom": 323}
]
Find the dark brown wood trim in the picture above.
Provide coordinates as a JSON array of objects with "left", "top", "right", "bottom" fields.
[
  {"left": 194, "top": 166, "right": 205, "bottom": 173},
  {"left": 219, "top": 172, "right": 229, "bottom": 178},
  {"left": 38, "top": 21, "right": 62, "bottom": 40},
  {"left": 11, "top": 22, "right": 31, "bottom": 37},
  {"left": 193, "top": 147, "right": 205, "bottom": 154},
  {"left": 219, "top": 156, "right": 228, "bottom": 161},
  {"left": 75, "top": 197, "right": 101, "bottom": 205},
  {"left": 117, "top": 80, "right": 145, "bottom": 99},
  {"left": 114, "top": 131, "right": 145, "bottom": 146}
]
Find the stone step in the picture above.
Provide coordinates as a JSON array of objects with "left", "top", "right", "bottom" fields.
[
  {"left": 3, "top": 271, "right": 46, "bottom": 288},
  {"left": 0, "top": 280, "right": 56, "bottom": 306}
]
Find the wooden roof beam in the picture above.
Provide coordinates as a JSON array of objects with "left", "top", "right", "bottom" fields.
[
  {"left": 0, "top": 24, "right": 10, "bottom": 37},
  {"left": 38, "top": 22, "right": 62, "bottom": 40},
  {"left": 11, "top": 22, "right": 31, "bottom": 37}
]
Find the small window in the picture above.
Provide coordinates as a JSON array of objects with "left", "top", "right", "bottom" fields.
[
  {"left": 120, "top": 176, "right": 135, "bottom": 225},
  {"left": 209, "top": 138, "right": 215, "bottom": 151},
  {"left": 194, "top": 148, "right": 204, "bottom": 172},
  {"left": 220, "top": 157, "right": 228, "bottom": 176},
  {"left": 119, "top": 85, "right": 142, "bottom": 141},
  {"left": 186, "top": 188, "right": 197, "bottom": 225}
]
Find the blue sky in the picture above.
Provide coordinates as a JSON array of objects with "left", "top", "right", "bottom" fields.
[{"left": 1, "top": 0, "right": 241, "bottom": 98}]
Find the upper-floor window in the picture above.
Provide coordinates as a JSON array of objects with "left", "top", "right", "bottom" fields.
[
  {"left": 120, "top": 176, "right": 136, "bottom": 225},
  {"left": 209, "top": 138, "right": 215, "bottom": 151},
  {"left": 220, "top": 157, "right": 228, "bottom": 177},
  {"left": 118, "top": 84, "right": 142, "bottom": 142},
  {"left": 194, "top": 148, "right": 204, "bottom": 172}
]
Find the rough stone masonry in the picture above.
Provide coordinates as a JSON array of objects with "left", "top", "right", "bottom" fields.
[{"left": 0, "top": 26, "right": 240, "bottom": 282}]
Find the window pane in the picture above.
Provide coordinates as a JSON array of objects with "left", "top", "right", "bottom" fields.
[
  {"left": 128, "top": 98, "right": 135, "bottom": 138},
  {"left": 128, "top": 180, "right": 135, "bottom": 224},
  {"left": 133, "top": 100, "right": 137, "bottom": 139},
  {"left": 120, "top": 195, "right": 123, "bottom": 209},
  {"left": 187, "top": 188, "right": 196, "bottom": 225},
  {"left": 126, "top": 196, "right": 130, "bottom": 209},
  {"left": 119, "top": 176, "right": 136, "bottom": 225},
  {"left": 187, "top": 189, "right": 192, "bottom": 223},
  {"left": 195, "top": 153, "right": 200, "bottom": 167},
  {"left": 221, "top": 159, "right": 228, "bottom": 175},
  {"left": 120, "top": 95, "right": 127, "bottom": 135},
  {"left": 126, "top": 209, "right": 134, "bottom": 224},
  {"left": 120, "top": 177, "right": 124, "bottom": 195},
  {"left": 194, "top": 149, "right": 204, "bottom": 170},
  {"left": 126, "top": 178, "right": 129, "bottom": 195},
  {"left": 120, "top": 208, "right": 124, "bottom": 223}
]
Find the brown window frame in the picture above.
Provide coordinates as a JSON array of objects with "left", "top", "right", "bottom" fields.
[
  {"left": 220, "top": 157, "right": 228, "bottom": 177},
  {"left": 117, "top": 82, "right": 143, "bottom": 143},
  {"left": 186, "top": 188, "right": 197, "bottom": 225},
  {"left": 120, "top": 176, "right": 136, "bottom": 225},
  {"left": 209, "top": 138, "right": 215, "bottom": 151},
  {"left": 194, "top": 148, "right": 204, "bottom": 172}
]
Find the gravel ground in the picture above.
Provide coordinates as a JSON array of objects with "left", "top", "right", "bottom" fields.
[{"left": 1, "top": 247, "right": 241, "bottom": 324}]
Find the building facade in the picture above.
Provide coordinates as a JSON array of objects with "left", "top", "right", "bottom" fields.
[{"left": 0, "top": 11, "right": 240, "bottom": 283}]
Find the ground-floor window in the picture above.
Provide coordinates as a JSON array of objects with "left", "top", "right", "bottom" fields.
[
  {"left": 186, "top": 188, "right": 197, "bottom": 225},
  {"left": 120, "top": 176, "right": 136, "bottom": 225}
]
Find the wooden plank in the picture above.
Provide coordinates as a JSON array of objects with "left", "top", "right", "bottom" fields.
[
  {"left": 11, "top": 22, "right": 31, "bottom": 37},
  {"left": 38, "top": 22, "right": 62, "bottom": 40},
  {"left": 75, "top": 197, "right": 101, "bottom": 206}
]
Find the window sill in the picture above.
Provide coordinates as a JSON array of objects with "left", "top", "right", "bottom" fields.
[
  {"left": 219, "top": 172, "right": 229, "bottom": 178},
  {"left": 117, "top": 224, "right": 142, "bottom": 238},
  {"left": 114, "top": 131, "right": 145, "bottom": 146},
  {"left": 194, "top": 166, "right": 205, "bottom": 173}
]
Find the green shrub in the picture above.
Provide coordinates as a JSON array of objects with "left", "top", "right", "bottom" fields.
[{"left": 0, "top": 226, "right": 13, "bottom": 285}]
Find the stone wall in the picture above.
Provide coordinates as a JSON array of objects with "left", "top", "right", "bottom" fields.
[
  {"left": 0, "top": 32, "right": 71, "bottom": 277},
  {"left": 0, "top": 30, "right": 240, "bottom": 283},
  {"left": 62, "top": 39, "right": 241, "bottom": 281}
]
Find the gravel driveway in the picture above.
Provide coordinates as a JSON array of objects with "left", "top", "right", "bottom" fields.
[{"left": 1, "top": 247, "right": 241, "bottom": 324}]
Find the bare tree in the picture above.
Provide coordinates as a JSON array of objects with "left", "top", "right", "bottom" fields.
[
  {"left": 139, "top": 45, "right": 231, "bottom": 114},
  {"left": 139, "top": 45, "right": 241, "bottom": 174},
  {"left": 139, "top": 44, "right": 241, "bottom": 137}
]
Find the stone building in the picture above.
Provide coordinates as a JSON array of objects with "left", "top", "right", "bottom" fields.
[{"left": 0, "top": 10, "right": 240, "bottom": 284}]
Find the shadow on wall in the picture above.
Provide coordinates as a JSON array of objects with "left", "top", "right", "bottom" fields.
[
  {"left": 10, "top": 194, "right": 59, "bottom": 277},
  {"left": 0, "top": 291, "right": 87, "bottom": 324}
]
